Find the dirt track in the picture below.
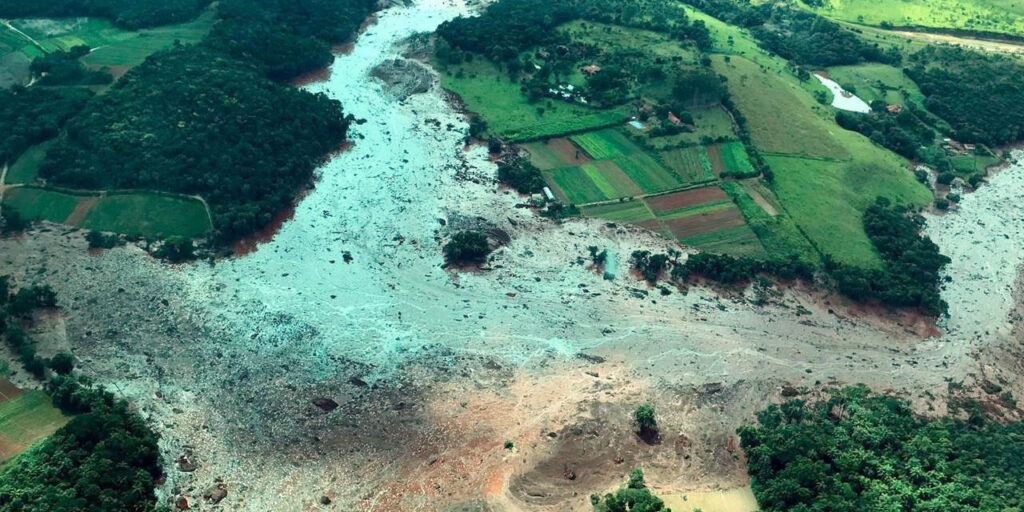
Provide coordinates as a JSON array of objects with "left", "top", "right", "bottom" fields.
[{"left": 0, "top": 0, "right": 1022, "bottom": 510}]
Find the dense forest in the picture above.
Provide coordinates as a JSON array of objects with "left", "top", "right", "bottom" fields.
[
  {"left": 0, "top": 87, "right": 92, "bottom": 165},
  {"left": 209, "top": 0, "right": 377, "bottom": 80},
  {"left": 0, "top": 377, "right": 162, "bottom": 512},
  {"left": 0, "top": 0, "right": 211, "bottom": 29},
  {"left": 0, "top": 0, "right": 379, "bottom": 245},
  {"left": 40, "top": 47, "right": 350, "bottom": 243},
  {"left": 437, "top": 0, "right": 712, "bottom": 64},
  {"left": 835, "top": 108, "right": 934, "bottom": 160},
  {"left": 740, "top": 386, "right": 1024, "bottom": 512},
  {"left": 827, "top": 198, "right": 950, "bottom": 315},
  {"left": 907, "top": 47, "right": 1024, "bottom": 146}
]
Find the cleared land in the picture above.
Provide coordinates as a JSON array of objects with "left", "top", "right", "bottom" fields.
[
  {"left": 826, "top": 64, "right": 926, "bottom": 106},
  {"left": 0, "top": 382, "right": 67, "bottom": 464},
  {"left": 3, "top": 187, "right": 212, "bottom": 238},
  {"left": 439, "top": 59, "right": 627, "bottom": 141}
]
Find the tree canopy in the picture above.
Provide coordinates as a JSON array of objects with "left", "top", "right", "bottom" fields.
[{"left": 740, "top": 386, "right": 1024, "bottom": 512}]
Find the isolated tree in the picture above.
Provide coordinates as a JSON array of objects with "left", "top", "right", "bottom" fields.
[
  {"left": 634, "top": 404, "right": 658, "bottom": 437},
  {"left": 49, "top": 353, "right": 74, "bottom": 375},
  {"left": 443, "top": 231, "right": 491, "bottom": 266}
]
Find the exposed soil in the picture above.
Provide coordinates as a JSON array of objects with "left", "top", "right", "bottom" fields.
[
  {"left": 646, "top": 187, "right": 726, "bottom": 213},
  {"left": 550, "top": 138, "right": 592, "bottom": 165},
  {"left": 664, "top": 208, "right": 746, "bottom": 238},
  {"left": 706, "top": 145, "right": 726, "bottom": 176},
  {"left": 63, "top": 196, "right": 98, "bottom": 226}
]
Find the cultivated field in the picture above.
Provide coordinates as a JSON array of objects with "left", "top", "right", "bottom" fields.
[
  {"left": 3, "top": 187, "right": 212, "bottom": 238},
  {"left": 0, "top": 381, "right": 67, "bottom": 464},
  {"left": 3, "top": 141, "right": 53, "bottom": 184},
  {"left": 806, "top": 0, "right": 1024, "bottom": 37}
]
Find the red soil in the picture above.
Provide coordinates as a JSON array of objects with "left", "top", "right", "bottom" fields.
[
  {"left": 706, "top": 144, "right": 726, "bottom": 176},
  {"left": 291, "top": 66, "right": 333, "bottom": 87},
  {"left": 645, "top": 186, "right": 727, "bottom": 213},
  {"left": 665, "top": 207, "right": 745, "bottom": 239},
  {"left": 549, "top": 138, "right": 592, "bottom": 165}
]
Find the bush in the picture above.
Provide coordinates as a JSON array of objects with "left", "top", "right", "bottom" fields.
[
  {"left": 497, "top": 160, "right": 545, "bottom": 194},
  {"left": 936, "top": 171, "right": 956, "bottom": 185},
  {"left": 634, "top": 404, "right": 657, "bottom": 434},
  {"left": 154, "top": 236, "right": 196, "bottom": 263},
  {"left": 49, "top": 353, "right": 75, "bottom": 375},
  {"left": 947, "top": 192, "right": 960, "bottom": 203},
  {"left": 935, "top": 198, "right": 950, "bottom": 210},
  {"left": 443, "top": 231, "right": 492, "bottom": 266}
]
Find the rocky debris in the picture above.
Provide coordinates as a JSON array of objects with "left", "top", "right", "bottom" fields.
[
  {"left": 177, "top": 455, "right": 198, "bottom": 473},
  {"left": 203, "top": 483, "right": 228, "bottom": 504},
  {"left": 370, "top": 58, "right": 434, "bottom": 100},
  {"left": 320, "top": 495, "right": 332, "bottom": 505},
  {"left": 313, "top": 397, "right": 340, "bottom": 412},
  {"left": 176, "top": 496, "right": 190, "bottom": 510}
]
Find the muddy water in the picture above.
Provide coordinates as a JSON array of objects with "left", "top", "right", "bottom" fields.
[{"left": 927, "top": 152, "right": 1024, "bottom": 341}]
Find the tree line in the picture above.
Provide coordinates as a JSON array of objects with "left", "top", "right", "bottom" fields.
[{"left": 0, "top": 0, "right": 210, "bottom": 29}]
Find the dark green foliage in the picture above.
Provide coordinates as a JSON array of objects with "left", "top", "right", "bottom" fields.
[
  {"left": 154, "top": 236, "right": 195, "bottom": 263},
  {"left": 936, "top": 171, "right": 955, "bottom": 185},
  {"left": 0, "top": 87, "right": 92, "bottom": 165},
  {"left": 437, "top": 0, "right": 712, "bottom": 64},
  {"left": 0, "top": 0, "right": 210, "bottom": 29},
  {"left": 827, "top": 197, "right": 949, "bottom": 315},
  {"left": 591, "top": 469, "right": 671, "bottom": 512},
  {"left": 907, "top": 47, "right": 1024, "bottom": 145},
  {"left": 30, "top": 46, "right": 113, "bottom": 86},
  {"left": 208, "top": 0, "right": 377, "bottom": 80},
  {"left": 9, "top": 285, "right": 57, "bottom": 317},
  {"left": 739, "top": 386, "right": 1024, "bottom": 512},
  {"left": 633, "top": 405, "right": 657, "bottom": 435},
  {"left": 2, "top": 281, "right": 60, "bottom": 380},
  {"left": 497, "top": 160, "right": 545, "bottom": 194},
  {"left": 443, "top": 231, "right": 492, "bottom": 266},
  {"left": 946, "top": 192, "right": 960, "bottom": 203},
  {"left": 40, "top": 47, "right": 349, "bottom": 243},
  {"left": 835, "top": 110, "right": 934, "bottom": 160},
  {"left": 630, "top": 251, "right": 670, "bottom": 284},
  {"left": 48, "top": 353, "right": 75, "bottom": 375},
  {"left": 934, "top": 198, "right": 949, "bottom": 210},
  {"left": 750, "top": 8, "right": 901, "bottom": 67},
  {"left": 85, "top": 231, "right": 123, "bottom": 250},
  {"left": 0, "top": 377, "right": 162, "bottom": 512},
  {"left": 1, "top": 210, "right": 28, "bottom": 234}
]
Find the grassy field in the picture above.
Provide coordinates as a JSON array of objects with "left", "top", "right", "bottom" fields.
[
  {"left": 826, "top": 64, "right": 926, "bottom": 106},
  {"left": 632, "top": 105, "right": 738, "bottom": 150},
  {"left": 714, "top": 55, "right": 849, "bottom": 159},
  {"left": 720, "top": 181, "right": 819, "bottom": 261},
  {"left": 0, "top": 11, "right": 213, "bottom": 88},
  {"left": 4, "top": 141, "right": 53, "bottom": 184},
  {"left": 0, "top": 383, "right": 67, "bottom": 464},
  {"left": 718, "top": 142, "right": 756, "bottom": 176},
  {"left": 571, "top": 130, "right": 635, "bottom": 160},
  {"left": 766, "top": 153, "right": 931, "bottom": 266},
  {"left": 560, "top": 20, "right": 700, "bottom": 63},
  {"left": 439, "top": 59, "right": 628, "bottom": 141},
  {"left": 3, "top": 187, "right": 212, "bottom": 238},
  {"left": 805, "top": 0, "right": 1024, "bottom": 37},
  {"left": 659, "top": 146, "right": 715, "bottom": 183}
]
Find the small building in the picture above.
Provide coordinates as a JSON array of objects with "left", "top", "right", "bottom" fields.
[
  {"left": 542, "top": 187, "right": 556, "bottom": 202},
  {"left": 667, "top": 112, "right": 683, "bottom": 125},
  {"left": 582, "top": 64, "right": 602, "bottom": 75},
  {"left": 963, "top": 143, "right": 977, "bottom": 151},
  {"left": 886, "top": 104, "right": 903, "bottom": 114}
]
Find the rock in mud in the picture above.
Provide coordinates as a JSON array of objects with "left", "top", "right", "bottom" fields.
[
  {"left": 203, "top": 483, "right": 228, "bottom": 504},
  {"left": 313, "top": 397, "right": 340, "bottom": 412},
  {"left": 370, "top": 58, "right": 434, "bottom": 100}
]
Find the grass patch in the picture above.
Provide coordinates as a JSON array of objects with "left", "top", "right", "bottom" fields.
[
  {"left": 82, "top": 193, "right": 211, "bottom": 238},
  {"left": 826, "top": 63, "right": 925, "bottom": 106},
  {"left": 571, "top": 129, "right": 636, "bottom": 159},
  {"left": 581, "top": 200, "right": 655, "bottom": 222},
  {"left": 715, "top": 55, "right": 849, "bottom": 159},
  {"left": 2, "top": 187, "right": 79, "bottom": 223},
  {"left": 683, "top": 224, "right": 766, "bottom": 257},
  {"left": 613, "top": 152, "right": 684, "bottom": 193},
  {"left": 0, "top": 387, "right": 68, "bottom": 464},
  {"left": 546, "top": 166, "right": 608, "bottom": 204},
  {"left": 720, "top": 141, "right": 757, "bottom": 176},
  {"left": 4, "top": 140, "right": 53, "bottom": 184},
  {"left": 766, "top": 153, "right": 931, "bottom": 266},
  {"left": 806, "top": 0, "right": 1024, "bottom": 37},
  {"left": 720, "top": 180, "right": 819, "bottom": 261},
  {"left": 439, "top": 59, "right": 628, "bottom": 141}
]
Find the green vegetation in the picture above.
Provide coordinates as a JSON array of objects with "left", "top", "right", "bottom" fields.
[
  {"left": 571, "top": 130, "right": 634, "bottom": 160},
  {"left": 826, "top": 64, "right": 925, "bottom": 106},
  {"left": 740, "top": 386, "right": 1024, "bottom": 512},
  {"left": 443, "top": 231, "right": 492, "bottom": 266},
  {"left": 0, "top": 389, "right": 68, "bottom": 463},
  {"left": 720, "top": 181, "right": 818, "bottom": 261},
  {"left": 827, "top": 197, "right": 950, "bottom": 315},
  {"left": 804, "top": 0, "right": 1024, "bottom": 37},
  {"left": 4, "top": 142, "right": 53, "bottom": 185},
  {"left": 633, "top": 404, "right": 658, "bottom": 437},
  {"left": 591, "top": 469, "right": 670, "bottom": 512},
  {"left": 497, "top": 159, "right": 546, "bottom": 194},
  {"left": 40, "top": 47, "right": 345, "bottom": 243},
  {"left": 438, "top": 59, "right": 627, "bottom": 141},
  {"left": 2, "top": 187, "right": 211, "bottom": 238},
  {"left": 0, "top": 0, "right": 209, "bottom": 30},
  {"left": 0, "top": 88, "right": 92, "bottom": 166},
  {"left": 0, "top": 377, "right": 162, "bottom": 512},
  {"left": 582, "top": 201, "right": 655, "bottom": 223}
]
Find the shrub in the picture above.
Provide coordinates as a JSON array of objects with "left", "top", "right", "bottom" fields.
[
  {"left": 634, "top": 404, "right": 657, "bottom": 435},
  {"left": 443, "top": 230, "right": 492, "bottom": 266}
]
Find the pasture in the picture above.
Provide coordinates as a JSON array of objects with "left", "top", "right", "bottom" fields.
[
  {"left": 633, "top": 105, "right": 739, "bottom": 150},
  {"left": 804, "top": 0, "right": 1024, "bottom": 37},
  {"left": 659, "top": 146, "right": 715, "bottom": 183},
  {"left": 3, "top": 187, "right": 212, "bottom": 238},
  {"left": 4, "top": 141, "right": 53, "bottom": 184},
  {"left": 826, "top": 64, "right": 925, "bottom": 106},
  {"left": 0, "top": 382, "right": 67, "bottom": 464},
  {"left": 439, "top": 59, "right": 627, "bottom": 141}
]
